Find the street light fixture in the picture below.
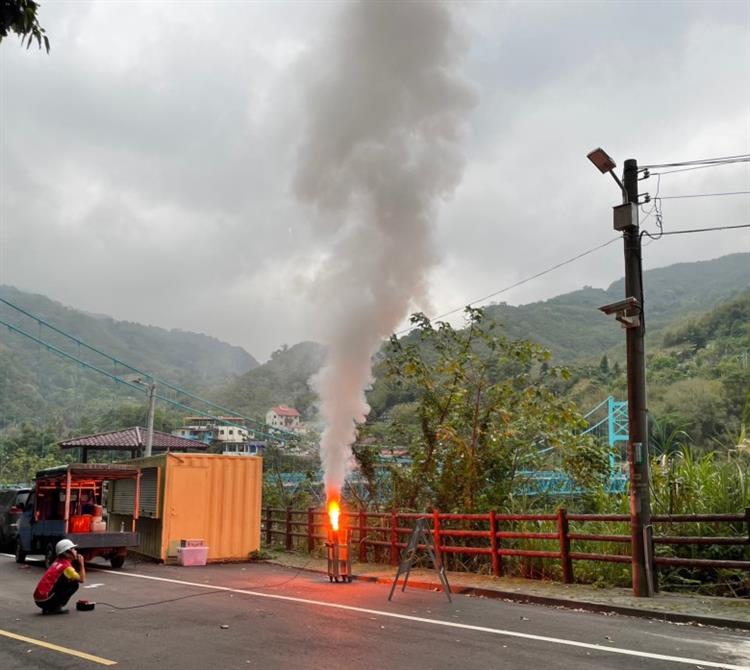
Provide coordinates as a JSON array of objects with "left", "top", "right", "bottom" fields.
[
  {"left": 586, "top": 147, "right": 617, "bottom": 173},
  {"left": 587, "top": 147, "right": 627, "bottom": 202},
  {"left": 589, "top": 148, "right": 654, "bottom": 598}
]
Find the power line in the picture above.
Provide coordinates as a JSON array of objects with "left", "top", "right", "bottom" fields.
[
  {"left": 655, "top": 223, "right": 750, "bottom": 236},
  {"left": 653, "top": 161, "right": 750, "bottom": 176},
  {"left": 641, "top": 153, "right": 750, "bottom": 169},
  {"left": 395, "top": 236, "right": 622, "bottom": 334},
  {"left": 0, "top": 295, "right": 296, "bottom": 440},
  {"left": 657, "top": 191, "right": 750, "bottom": 200},
  {"left": 398, "top": 219, "right": 747, "bottom": 337},
  {"left": 0, "top": 315, "right": 291, "bottom": 443}
]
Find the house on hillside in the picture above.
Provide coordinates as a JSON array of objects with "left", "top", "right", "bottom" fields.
[
  {"left": 171, "top": 416, "right": 264, "bottom": 456},
  {"left": 172, "top": 416, "right": 250, "bottom": 444},
  {"left": 266, "top": 405, "right": 301, "bottom": 431}
]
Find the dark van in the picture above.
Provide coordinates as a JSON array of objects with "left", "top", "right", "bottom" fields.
[{"left": 0, "top": 488, "right": 31, "bottom": 549}]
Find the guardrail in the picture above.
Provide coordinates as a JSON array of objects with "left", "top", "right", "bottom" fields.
[{"left": 262, "top": 506, "right": 750, "bottom": 585}]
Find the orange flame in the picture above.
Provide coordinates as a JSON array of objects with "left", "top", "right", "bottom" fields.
[{"left": 328, "top": 499, "right": 341, "bottom": 532}]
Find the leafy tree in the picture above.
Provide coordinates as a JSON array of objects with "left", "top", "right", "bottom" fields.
[
  {"left": 1, "top": 0, "right": 49, "bottom": 52},
  {"left": 658, "top": 378, "right": 729, "bottom": 449},
  {"left": 0, "top": 423, "right": 72, "bottom": 484},
  {"left": 261, "top": 443, "right": 320, "bottom": 509},
  {"left": 379, "top": 308, "right": 609, "bottom": 512}
]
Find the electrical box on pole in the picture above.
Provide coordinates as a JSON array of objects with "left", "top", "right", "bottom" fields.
[{"left": 613, "top": 202, "right": 638, "bottom": 231}]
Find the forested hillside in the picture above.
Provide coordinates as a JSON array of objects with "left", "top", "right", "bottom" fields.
[
  {"left": 193, "top": 254, "right": 750, "bottom": 437},
  {"left": 212, "top": 342, "right": 327, "bottom": 420},
  {"left": 483, "top": 253, "right": 749, "bottom": 362},
  {"left": 0, "top": 286, "right": 259, "bottom": 429},
  {"left": 566, "top": 290, "right": 750, "bottom": 450},
  {"left": 1, "top": 253, "right": 747, "bottom": 443}
]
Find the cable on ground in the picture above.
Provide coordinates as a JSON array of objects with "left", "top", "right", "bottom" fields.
[{"left": 92, "top": 557, "right": 317, "bottom": 611}]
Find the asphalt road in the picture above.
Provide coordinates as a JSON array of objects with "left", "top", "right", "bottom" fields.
[{"left": 1, "top": 553, "right": 748, "bottom": 670}]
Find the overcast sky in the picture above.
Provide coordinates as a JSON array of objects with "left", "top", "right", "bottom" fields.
[{"left": 1, "top": 1, "right": 748, "bottom": 362}]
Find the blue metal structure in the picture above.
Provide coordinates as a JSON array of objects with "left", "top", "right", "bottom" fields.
[{"left": 516, "top": 396, "right": 629, "bottom": 496}]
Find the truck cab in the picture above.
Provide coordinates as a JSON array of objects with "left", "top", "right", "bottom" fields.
[
  {"left": 16, "top": 463, "right": 141, "bottom": 569},
  {"left": 0, "top": 487, "right": 31, "bottom": 549}
]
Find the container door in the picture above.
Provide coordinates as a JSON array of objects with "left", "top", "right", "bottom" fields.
[{"left": 165, "top": 467, "right": 208, "bottom": 558}]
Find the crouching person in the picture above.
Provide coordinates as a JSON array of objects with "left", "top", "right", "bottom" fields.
[{"left": 33, "top": 540, "right": 86, "bottom": 614}]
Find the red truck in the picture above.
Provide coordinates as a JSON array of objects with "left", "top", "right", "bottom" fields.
[{"left": 16, "top": 463, "right": 141, "bottom": 569}]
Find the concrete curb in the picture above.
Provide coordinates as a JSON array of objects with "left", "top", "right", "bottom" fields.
[{"left": 267, "top": 559, "right": 750, "bottom": 632}]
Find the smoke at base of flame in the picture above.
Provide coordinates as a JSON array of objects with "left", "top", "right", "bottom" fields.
[{"left": 296, "top": 1, "right": 475, "bottom": 502}]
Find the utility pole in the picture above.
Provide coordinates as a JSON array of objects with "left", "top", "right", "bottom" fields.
[
  {"left": 145, "top": 380, "right": 156, "bottom": 458},
  {"left": 588, "top": 148, "right": 654, "bottom": 597},
  {"left": 622, "top": 158, "right": 654, "bottom": 597}
]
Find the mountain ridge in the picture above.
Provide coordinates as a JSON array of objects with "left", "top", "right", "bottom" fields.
[
  {"left": 1, "top": 252, "right": 747, "bottom": 429},
  {"left": 482, "top": 252, "right": 749, "bottom": 362}
]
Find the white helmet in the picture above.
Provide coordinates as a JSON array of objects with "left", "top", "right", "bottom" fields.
[{"left": 55, "top": 539, "right": 77, "bottom": 556}]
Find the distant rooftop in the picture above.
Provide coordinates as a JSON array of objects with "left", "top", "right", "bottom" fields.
[
  {"left": 270, "top": 405, "right": 300, "bottom": 417},
  {"left": 59, "top": 427, "right": 209, "bottom": 452},
  {"left": 182, "top": 416, "right": 246, "bottom": 423}
]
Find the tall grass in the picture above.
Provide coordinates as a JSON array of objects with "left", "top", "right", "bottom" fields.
[
  {"left": 651, "top": 446, "right": 750, "bottom": 515},
  {"left": 647, "top": 446, "right": 750, "bottom": 595}
]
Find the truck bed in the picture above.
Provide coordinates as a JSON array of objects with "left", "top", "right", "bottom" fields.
[{"left": 65, "top": 531, "right": 139, "bottom": 549}]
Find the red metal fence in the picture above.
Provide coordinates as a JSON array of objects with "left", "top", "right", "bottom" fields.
[{"left": 262, "top": 506, "right": 750, "bottom": 585}]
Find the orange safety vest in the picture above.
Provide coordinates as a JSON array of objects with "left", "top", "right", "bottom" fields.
[{"left": 33, "top": 558, "right": 81, "bottom": 601}]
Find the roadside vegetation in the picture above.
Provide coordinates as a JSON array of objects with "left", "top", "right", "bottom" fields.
[{"left": 262, "top": 300, "right": 749, "bottom": 595}]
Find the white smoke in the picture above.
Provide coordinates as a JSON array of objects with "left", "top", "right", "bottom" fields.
[{"left": 294, "top": 1, "right": 475, "bottom": 499}]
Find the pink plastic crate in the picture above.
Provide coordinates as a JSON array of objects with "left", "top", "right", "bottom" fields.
[{"left": 177, "top": 545, "right": 209, "bottom": 566}]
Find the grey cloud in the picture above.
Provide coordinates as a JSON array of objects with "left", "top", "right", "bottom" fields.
[{"left": 0, "top": 0, "right": 747, "bottom": 363}]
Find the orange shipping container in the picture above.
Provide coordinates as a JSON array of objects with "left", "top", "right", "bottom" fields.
[{"left": 108, "top": 453, "right": 262, "bottom": 563}]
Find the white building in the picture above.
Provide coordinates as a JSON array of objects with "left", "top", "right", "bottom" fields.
[
  {"left": 265, "top": 405, "right": 301, "bottom": 430},
  {"left": 172, "top": 416, "right": 250, "bottom": 444}
]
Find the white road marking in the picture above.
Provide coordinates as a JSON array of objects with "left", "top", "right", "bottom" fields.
[{"left": 97, "top": 567, "right": 749, "bottom": 670}]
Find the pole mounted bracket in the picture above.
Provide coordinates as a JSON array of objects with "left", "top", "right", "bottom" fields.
[{"left": 599, "top": 296, "right": 641, "bottom": 329}]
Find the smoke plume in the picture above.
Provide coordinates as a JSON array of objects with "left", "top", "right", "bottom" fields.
[{"left": 294, "top": 1, "right": 475, "bottom": 500}]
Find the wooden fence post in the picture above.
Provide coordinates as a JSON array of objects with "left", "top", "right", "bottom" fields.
[
  {"left": 489, "top": 510, "right": 501, "bottom": 577},
  {"left": 390, "top": 510, "right": 399, "bottom": 565},
  {"left": 285, "top": 506, "right": 293, "bottom": 551},
  {"left": 650, "top": 523, "right": 660, "bottom": 594},
  {"left": 359, "top": 509, "right": 367, "bottom": 563},
  {"left": 265, "top": 507, "right": 272, "bottom": 546},
  {"left": 745, "top": 508, "right": 750, "bottom": 543},
  {"left": 307, "top": 507, "right": 315, "bottom": 553},
  {"left": 557, "top": 507, "right": 573, "bottom": 584},
  {"left": 432, "top": 509, "right": 442, "bottom": 562}
]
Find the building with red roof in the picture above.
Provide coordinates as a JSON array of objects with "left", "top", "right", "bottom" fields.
[{"left": 265, "top": 405, "right": 301, "bottom": 431}]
